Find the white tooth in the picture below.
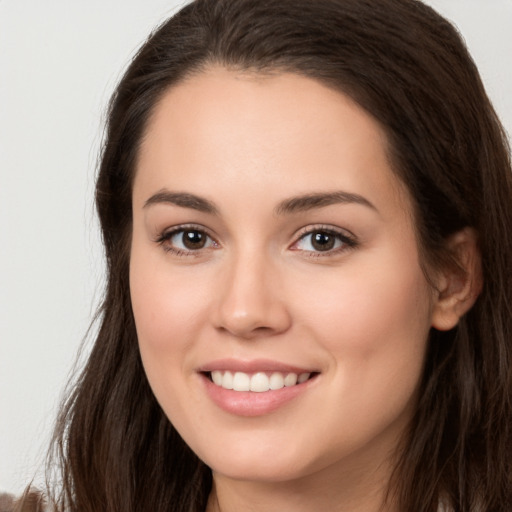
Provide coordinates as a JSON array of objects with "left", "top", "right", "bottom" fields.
[
  {"left": 284, "top": 373, "right": 298, "bottom": 387},
  {"left": 250, "top": 372, "right": 270, "bottom": 392},
  {"left": 298, "top": 372, "right": 310, "bottom": 384},
  {"left": 233, "top": 372, "right": 251, "bottom": 391},
  {"left": 269, "top": 372, "right": 285, "bottom": 390},
  {"left": 222, "top": 371, "right": 234, "bottom": 390},
  {"left": 211, "top": 370, "right": 223, "bottom": 386}
]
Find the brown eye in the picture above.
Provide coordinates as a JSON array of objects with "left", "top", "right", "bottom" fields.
[
  {"left": 159, "top": 227, "right": 217, "bottom": 254},
  {"left": 292, "top": 227, "right": 356, "bottom": 255},
  {"left": 311, "top": 231, "right": 335, "bottom": 251},
  {"left": 182, "top": 230, "right": 206, "bottom": 249}
]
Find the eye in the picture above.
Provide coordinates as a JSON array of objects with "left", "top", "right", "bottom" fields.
[
  {"left": 173, "top": 229, "right": 209, "bottom": 250},
  {"left": 291, "top": 227, "right": 357, "bottom": 255},
  {"left": 156, "top": 226, "right": 218, "bottom": 255}
]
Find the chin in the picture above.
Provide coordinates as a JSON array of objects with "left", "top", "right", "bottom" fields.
[
  {"left": 208, "top": 457, "right": 312, "bottom": 483},
  {"left": 191, "top": 432, "right": 334, "bottom": 484}
]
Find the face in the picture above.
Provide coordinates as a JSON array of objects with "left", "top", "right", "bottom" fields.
[{"left": 130, "top": 68, "right": 435, "bottom": 485}]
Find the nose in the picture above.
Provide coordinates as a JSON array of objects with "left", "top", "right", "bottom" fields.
[{"left": 212, "top": 251, "right": 292, "bottom": 339}]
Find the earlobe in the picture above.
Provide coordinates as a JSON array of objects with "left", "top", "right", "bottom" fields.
[{"left": 431, "top": 228, "right": 483, "bottom": 331}]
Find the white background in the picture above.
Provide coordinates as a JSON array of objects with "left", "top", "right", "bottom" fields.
[{"left": 1, "top": 0, "right": 511, "bottom": 496}]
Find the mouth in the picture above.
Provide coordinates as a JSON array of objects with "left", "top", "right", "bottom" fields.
[
  {"left": 204, "top": 370, "right": 319, "bottom": 392},
  {"left": 198, "top": 359, "right": 320, "bottom": 415}
]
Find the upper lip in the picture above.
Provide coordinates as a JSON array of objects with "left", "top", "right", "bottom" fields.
[{"left": 197, "top": 358, "right": 318, "bottom": 374}]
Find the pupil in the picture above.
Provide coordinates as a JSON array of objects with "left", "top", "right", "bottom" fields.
[
  {"left": 183, "top": 230, "right": 205, "bottom": 249},
  {"left": 312, "top": 232, "right": 335, "bottom": 251}
]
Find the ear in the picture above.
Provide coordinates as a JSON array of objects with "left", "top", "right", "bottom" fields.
[{"left": 431, "top": 228, "right": 483, "bottom": 331}]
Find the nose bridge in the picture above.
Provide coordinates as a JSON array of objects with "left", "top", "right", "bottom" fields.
[{"left": 214, "top": 243, "right": 291, "bottom": 338}]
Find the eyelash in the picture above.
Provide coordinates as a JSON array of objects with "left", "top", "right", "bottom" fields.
[
  {"left": 290, "top": 225, "right": 358, "bottom": 258},
  {"left": 154, "top": 224, "right": 358, "bottom": 258},
  {"left": 154, "top": 224, "right": 218, "bottom": 257}
]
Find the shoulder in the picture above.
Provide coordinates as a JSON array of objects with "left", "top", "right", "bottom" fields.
[
  {"left": 0, "top": 491, "right": 46, "bottom": 512},
  {"left": 0, "top": 493, "right": 15, "bottom": 512}
]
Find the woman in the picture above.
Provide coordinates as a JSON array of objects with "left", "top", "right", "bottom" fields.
[{"left": 20, "top": 0, "right": 512, "bottom": 510}]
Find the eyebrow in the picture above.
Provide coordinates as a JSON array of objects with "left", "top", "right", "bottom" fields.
[
  {"left": 144, "top": 190, "right": 219, "bottom": 215},
  {"left": 143, "top": 189, "right": 377, "bottom": 215},
  {"left": 275, "top": 191, "right": 377, "bottom": 215}
]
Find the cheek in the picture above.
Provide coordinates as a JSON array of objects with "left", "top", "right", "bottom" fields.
[
  {"left": 296, "top": 240, "right": 433, "bottom": 348},
  {"left": 130, "top": 250, "right": 206, "bottom": 355},
  {"left": 129, "top": 254, "right": 211, "bottom": 428},
  {"left": 334, "top": 272, "right": 430, "bottom": 351},
  {"left": 129, "top": 249, "right": 210, "bottom": 421},
  {"left": 291, "top": 250, "right": 433, "bottom": 406}
]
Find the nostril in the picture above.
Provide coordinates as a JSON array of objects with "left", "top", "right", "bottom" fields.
[{"left": 215, "top": 323, "right": 282, "bottom": 340}]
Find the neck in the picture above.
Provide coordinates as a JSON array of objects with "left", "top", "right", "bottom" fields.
[{"left": 206, "top": 452, "right": 398, "bottom": 512}]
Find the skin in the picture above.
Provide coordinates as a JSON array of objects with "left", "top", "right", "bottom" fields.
[{"left": 129, "top": 67, "right": 476, "bottom": 512}]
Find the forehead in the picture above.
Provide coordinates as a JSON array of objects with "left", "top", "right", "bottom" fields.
[{"left": 135, "top": 67, "right": 412, "bottom": 222}]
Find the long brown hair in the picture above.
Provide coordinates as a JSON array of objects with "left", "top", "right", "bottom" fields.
[{"left": 43, "top": 1, "right": 512, "bottom": 510}]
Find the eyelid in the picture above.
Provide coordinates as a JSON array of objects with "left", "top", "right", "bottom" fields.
[
  {"left": 153, "top": 223, "right": 214, "bottom": 241},
  {"left": 289, "top": 224, "right": 358, "bottom": 255},
  {"left": 154, "top": 223, "right": 220, "bottom": 255},
  {"left": 153, "top": 222, "right": 357, "bottom": 257}
]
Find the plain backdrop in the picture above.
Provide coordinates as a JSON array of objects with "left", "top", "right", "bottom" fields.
[{"left": 1, "top": 0, "right": 511, "bottom": 496}]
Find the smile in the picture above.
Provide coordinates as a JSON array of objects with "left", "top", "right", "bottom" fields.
[
  {"left": 198, "top": 359, "right": 320, "bottom": 416},
  {"left": 210, "top": 370, "right": 312, "bottom": 392}
]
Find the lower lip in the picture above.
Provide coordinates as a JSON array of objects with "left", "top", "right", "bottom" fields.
[{"left": 201, "top": 374, "right": 316, "bottom": 417}]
